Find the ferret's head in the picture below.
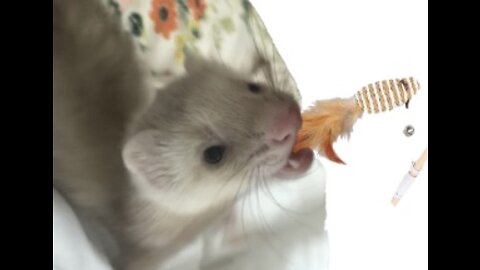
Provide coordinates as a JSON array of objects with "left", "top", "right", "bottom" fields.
[{"left": 123, "top": 56, "right": 314, "bottom": 213}]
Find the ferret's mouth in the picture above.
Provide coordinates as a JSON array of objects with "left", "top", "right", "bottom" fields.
[{"left": 274, "top": 148, "right": 314, "bottom": 179}]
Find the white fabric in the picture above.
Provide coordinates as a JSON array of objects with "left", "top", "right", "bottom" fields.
[
  {"left": 54, "top": 190, "right": 113, "bottom": 270},
  {"left": 53, "top": 159, "right": 328, "bottom": 270}
]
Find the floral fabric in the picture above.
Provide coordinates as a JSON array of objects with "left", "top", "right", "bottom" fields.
[{"left": 104, "top": 0, "right": 300, "bottom": 100}]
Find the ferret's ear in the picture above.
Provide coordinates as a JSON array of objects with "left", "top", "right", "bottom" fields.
[
  {"left": 122, "top": 130, "right": 174, "bottom": 189},
  {"left": 247, "top": 56, "right": 276, "bottom": 84},
  {"left": 249, "top": 56, "right": 269, "bottom": 76}
]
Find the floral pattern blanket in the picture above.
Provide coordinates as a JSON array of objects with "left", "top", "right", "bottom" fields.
[{"left": 103, "top": 0, "right": 300, "bottom": 100}]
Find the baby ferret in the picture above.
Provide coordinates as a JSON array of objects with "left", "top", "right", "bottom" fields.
[{"left": 53, "top": 0, "right": 314, "bottom": 269}]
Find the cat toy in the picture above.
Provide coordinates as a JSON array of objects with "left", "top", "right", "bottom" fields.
[
  {"left": 293, "top": 77, "right": 421, "bottom": 164},
  {"left": 391, "top": 147, "right": 428, "bottom": 206}
]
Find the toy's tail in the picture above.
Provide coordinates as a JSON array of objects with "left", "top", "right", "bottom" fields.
[{"left": 294, "top": 97, "right": 363, "bottom": 164}]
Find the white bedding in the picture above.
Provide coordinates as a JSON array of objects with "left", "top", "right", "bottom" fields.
[
  {"left": 53, "top": 160, "right": 328, "bottom": 270},
  {"left": 54, "top": 190, "right": 113, "bottom": 270}
]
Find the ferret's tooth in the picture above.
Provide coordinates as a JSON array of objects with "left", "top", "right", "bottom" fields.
[{"left": 288, "top": 159, "right": 300, "bottom": 168}]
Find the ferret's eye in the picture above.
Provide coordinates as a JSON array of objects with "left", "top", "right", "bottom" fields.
[
  {"left": 203, "top": 145, "right": 226, "bottom": 164},
  {"left": 247, "top": 82, "right": 261, "bottom": 94},
  {"left": 128, "top": 13, "right": 143, "bottom": 37}
]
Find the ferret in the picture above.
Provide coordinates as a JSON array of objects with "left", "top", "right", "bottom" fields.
[{"left": 53, "top": 0, "right": 314, "bottom": 269}]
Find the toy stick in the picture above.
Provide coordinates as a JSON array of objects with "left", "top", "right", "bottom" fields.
[
  {"left": 391, "top": 147, "right": 428, "bottom": 206},
  {"left": 294, "top": 77, "right": 421, "bottom": 163}
]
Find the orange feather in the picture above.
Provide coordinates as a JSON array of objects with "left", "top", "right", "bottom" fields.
[{"left": 294, "top": 97, "right": 363, "bottom": 164}]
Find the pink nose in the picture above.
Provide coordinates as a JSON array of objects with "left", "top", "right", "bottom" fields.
[{"left": 267, "top": 106, "right": 301, "bottom": 144}]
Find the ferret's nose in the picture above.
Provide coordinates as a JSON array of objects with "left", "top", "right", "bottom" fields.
[{"left": 267, "top": 106, "right": 302, "bottom": 144}]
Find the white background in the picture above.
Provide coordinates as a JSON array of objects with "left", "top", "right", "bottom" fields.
[{"left": 250, "top": 1, "right": 428, "bottom": 269}]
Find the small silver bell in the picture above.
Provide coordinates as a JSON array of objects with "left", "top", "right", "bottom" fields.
[{"left": 403, "top": 125, "right": 415, "bottom": 137}]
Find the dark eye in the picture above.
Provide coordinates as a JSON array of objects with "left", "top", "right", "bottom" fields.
[
  {"left": 129, "top": 13, "right": 143, "bottom": 37},
  {"left": 247, "top": 82, "right": 261, "bottom": 93},
  {"left": 203, "top": 145, "right": 226, "bottom": 164}
]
